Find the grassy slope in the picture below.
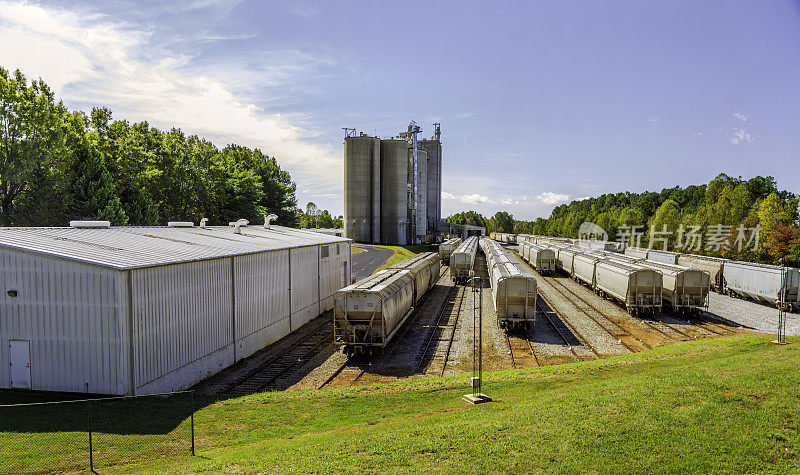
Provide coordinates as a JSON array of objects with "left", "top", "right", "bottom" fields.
[
  {"left": 4, "top": 335, "right": 799, "bottom": 473},
  {"left": 350, "top": 246, "right": 366, "bottom": 254},
  {"left": 361, "top": 244, "right": 430, "bottom": 272}
]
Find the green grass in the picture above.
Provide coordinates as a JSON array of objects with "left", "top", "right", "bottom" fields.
[
  {"left": 361, "top": 244, "right": 431, "bottom": 272},
  {"left": 3, "top": 335, "right": 800, "bottom": 473},
  {"left": 351, "top": 246, "right": 366, "bottom": 255}
]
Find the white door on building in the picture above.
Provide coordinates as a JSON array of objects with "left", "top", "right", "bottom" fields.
[{"left": 10, "top": 340, "right": 31, "bottom": 389}]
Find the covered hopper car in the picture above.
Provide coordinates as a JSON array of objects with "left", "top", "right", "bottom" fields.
[{"left": 334, "top": 269, "right": 414, "bottom": 356}]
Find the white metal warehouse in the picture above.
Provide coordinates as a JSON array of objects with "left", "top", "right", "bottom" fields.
[{"left": 0, "top": 223, "right": 351, "bottom": 395}]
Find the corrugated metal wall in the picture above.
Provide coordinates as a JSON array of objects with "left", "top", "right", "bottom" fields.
[
  {"left": 1, "top": 239, "right": 352, "bottom": 395},
  {"left": 0, "top": 249, "right": 129, "bottom": 394},
  {"left": 130, "top": 259, "right": 234, "bottom": 394},
  {"left": 234, "top": 250, "right": 291, "bottom": 360},
  {"left": 290, "top": 246, "right": 321, "bottom": 330}
]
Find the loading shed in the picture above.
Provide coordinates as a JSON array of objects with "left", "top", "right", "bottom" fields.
[{"left": 0, "top": 223, "right": 351, "bottom": 395}]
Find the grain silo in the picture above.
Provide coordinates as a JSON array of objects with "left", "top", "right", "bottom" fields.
[
  {"left": 414, "top": 148, "right": 428, "bottom": 243},
  {"left": 419, "top": 124, "right": 442, "bottom": 236},
  {"left": 380, "top": 139, "right": 410, "bottom": 245},
  {"left": 343, "top": 134, "right": 381, "bottom": 243},
  {"left": 0, "top": 222, "right": 351, "bottom": 395}
]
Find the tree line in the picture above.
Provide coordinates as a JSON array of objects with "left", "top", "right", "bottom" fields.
[
  {"left": 1, "top": 67, "right": 300, "bottom": 227},
  {"left": 446, "top": 174, "right": 800, "bottom": 266}
]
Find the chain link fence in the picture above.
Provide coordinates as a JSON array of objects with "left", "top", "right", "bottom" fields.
[{"left": 0, "top": 390, "right": 195, "bottom": 473}]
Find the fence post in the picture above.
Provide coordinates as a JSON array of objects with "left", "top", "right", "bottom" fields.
[
  {"left": 87, "top": 400, "right": 93, "bottom": 471},
  {"left": 190, "top": 391, "right": 195, "bottom": 456}
]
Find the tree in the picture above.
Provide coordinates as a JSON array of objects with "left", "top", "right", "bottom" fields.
[
  {"left": 489, "top": 211, "right": 515, "bottom": 233},
  {"left": 0, "top": 68, "right": 69, "bottom": 225}
]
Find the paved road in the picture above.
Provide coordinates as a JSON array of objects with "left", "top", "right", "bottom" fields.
[{"left": 351, "top": 245, "right": 394, "bottom": 282}]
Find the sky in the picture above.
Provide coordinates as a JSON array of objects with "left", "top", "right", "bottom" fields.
[{"left": 1, "top": 0, "right": 798, "bottom": 220}]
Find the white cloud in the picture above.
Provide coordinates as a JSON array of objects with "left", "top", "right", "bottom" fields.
[
  {"left": 733, "top": 111, "right": 747, "bottom": 122},
  {"left": 648, "top": 115, "right": 658, "bottom": 123},
  {"left": 693, "top": 131, "right": 704, "bottom": 137},
  {"left": 730, "top": 127, "right": 756, "bottom": 146},
  {"left": 442, "top": 191, "right": 494, "bottom": 204},
  {"left": 461, "top": 194, "right": 493, "bottom": 204},
  {"left": 0, "top": 1, "right": 342, "bottom": 192},
  {"left": 536, "top": 192, "right": 571, "bottom": 205},
  {"left": 575, "top": 196, "right": 592, "bottom": 201}
]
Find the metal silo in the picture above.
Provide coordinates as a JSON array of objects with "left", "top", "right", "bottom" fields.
[
  {"left": 415, "top": 148, "right": 428, "bottom": 242},
  {"left": 380, "top": 139, "right": 410, "bottom": 244},
  {"left": 344, "top": 135, "right": 381, "bottom": 243},
  {"left": 420, "top": 124, "right": 442, "bottom": 237}
]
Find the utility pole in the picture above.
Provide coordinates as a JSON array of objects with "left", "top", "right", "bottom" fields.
[{"left": 464, "top": 274, "right": 491, "bottom": 404}]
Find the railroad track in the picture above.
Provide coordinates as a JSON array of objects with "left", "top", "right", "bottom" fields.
[
  {"left": 222, "top": 318, "right": 333, "bottom": 395},
  {"left": 535, "top": 290, "right": 600, "bottom": 359},
  {"left": 317, "top": 359, "right": 366, "bottom": 389},
  {"left": 544, "top": 276, "right": 648, "bottom": 353},
  {"left": 320, "top": 264, "right": 455, "bottom": 389},
  {"left": 505, "top": 332, "right": 540, "bottom": 368},
  {"left": 416, "top": 284, "right": 467, "bottom": 376}
]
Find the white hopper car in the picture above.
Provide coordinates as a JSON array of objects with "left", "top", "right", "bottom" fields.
[
  {"left": 333, "top": 269, "right": 414, "bottom": 356},
  {"left": 641, "top": 260, "right": 710, "bottom": 314},
  {"left": 595, "top": 258, "right": 663, "bottom": 316},
  {"left": 438, "top": 237, "right": 462, "bottom": 265},
  {"left": 482, "top": 238, "right": 537, "bottom": 330},
  {"left": 519, "top": 241, "right": 556, "bottom": 275},
  {"left": 450, "top": 235, "right": 479, "bottom": 283},
  {"left": 723, "top": 261, "right": 800, "bottom": 312},
  {"left": 623, "top": 247, "right": 650, "bottom": 260},
  {"left": 389, "top": 252, "right": 441, "bottom": 303},
  {"left": 676, "top": 254, "right": 727, "bottom": 292},
  {"left": 647, "top": 249, "right": 680, "bottom": 265}
]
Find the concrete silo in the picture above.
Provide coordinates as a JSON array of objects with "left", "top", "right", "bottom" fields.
[
  {"left": 414, "top": 148, "right": 428, "bottom": 243},
  {"left": 380, "top": 139, "right": 410, "bottom": 245},
  {"left": 419, "top": 124, "right": 442, "bottom": 236},
  {"left": 344, "top": 135, "right": 381, "bottom": 243}
]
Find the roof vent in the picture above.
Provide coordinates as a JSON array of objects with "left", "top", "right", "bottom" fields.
[
  {"left": 199, "top": 218, "right": 208, "bottom": 229},
  {"left": 230, "top": 219, "right": 248, "bottom": 234},
  {"left": 264, "top": 214, "right": 278, "bottom": 229},
  {"left": 69, "top": 220, "right": 111, "bottom": 229},
  {"left": 168, "top": 221, "right": 194, "bottom": 228}
]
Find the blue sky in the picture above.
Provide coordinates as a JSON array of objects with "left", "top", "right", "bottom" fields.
[{"left": 1, "top": 0, "right": 798, "bottom": 220}]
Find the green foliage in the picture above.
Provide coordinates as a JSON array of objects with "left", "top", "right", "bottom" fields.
[
  {"left": 444, "top": 210, "right": 488, "bottom": 228},
  {"left": 296, "top": 202, "right": 342, "bottom": 229},
  {"left": 0, "top": 67, "right": 298, "bottom": 227}
]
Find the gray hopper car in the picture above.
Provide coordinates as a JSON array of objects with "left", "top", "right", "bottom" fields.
[
  {"left": 389, "top": 252, "right": 441, "bottom": 303},
  {"left": 595, "top": 258, "right": 663, "bottom": 316},
  {"left": 642, "top": 260, "right": 710, "bottom": 313},
  {"left": 676, "top": 254, "right": 727, "bottom": 292},
  {"left": 334, "top": 269, "right": 415, "bottom": 356},
  {"left": 438, "top": 237, "right": 462, "bottom": 265},
  {"left": 623, "top": 247, "right": 650, "bottom": 260},
  {"left": 723, "top": 261, "right": 800, "bottom": 312},
  {"left": 482, "top": 239, "right": 537, "bottom": 330},
  {"left": 520, "top": 242, "right": 556, "bottom": 274},
  {"left": 450, "top": 236, "right": 479, "bottom": 283},
  {"left": 556, "top": 247, "right": 583, "bottom": 276},
  {"left": 647, "top": 249, "right": 680, "bottom": 265}
]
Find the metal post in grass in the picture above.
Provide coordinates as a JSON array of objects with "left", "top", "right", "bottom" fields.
[
  {"left": 87, "top": 400, "right": 93, "bottom": 472},
  {"left": 464, "top": 273, "right": 491, "bottom": 404},
  {"left": 779, "top": 259, "right": 787, "bottom": 343},
  {"left": 190, "top": 391, "right": 195, "bottom": 456}
]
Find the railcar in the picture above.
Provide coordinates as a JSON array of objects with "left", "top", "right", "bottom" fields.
[
  {"left": 482, "top": 238, "right": 537, "bottom": 330},
  {"left": 524, "top": 243, "right": 557, "bottom": 274},
  {"left": 449, "top": 235, "right": 479, "bottom": 283},
  {"left": 623, "top": 247, "right": 650, "bottom": 260},
  {"left": 595, "top": 258, "right": 663, "bottom": 316},
  {"left": 333, "top": 269, "right": 414, "bottom": 355},
  {"left": 676, "top": 254, "right": 728, "bottom": 292},
  {"left": 438, "top": 237, "right": 462, "bottom": 265},
  {"left": 389, "top": 252, "right": 441, "bottom": 303},
  {"left": 641, "top": 260, "right": 709, "bottom": 313},
  {"left": 723, "top": 261, "right": 800, "bottom": 312},
  {"left": 647, "top": 249, "right": 680, "bottom": 265}
]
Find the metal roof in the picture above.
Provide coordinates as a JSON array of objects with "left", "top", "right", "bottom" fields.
[{"left": 0, "top": 225, "right": 350, "bottom": 270}]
